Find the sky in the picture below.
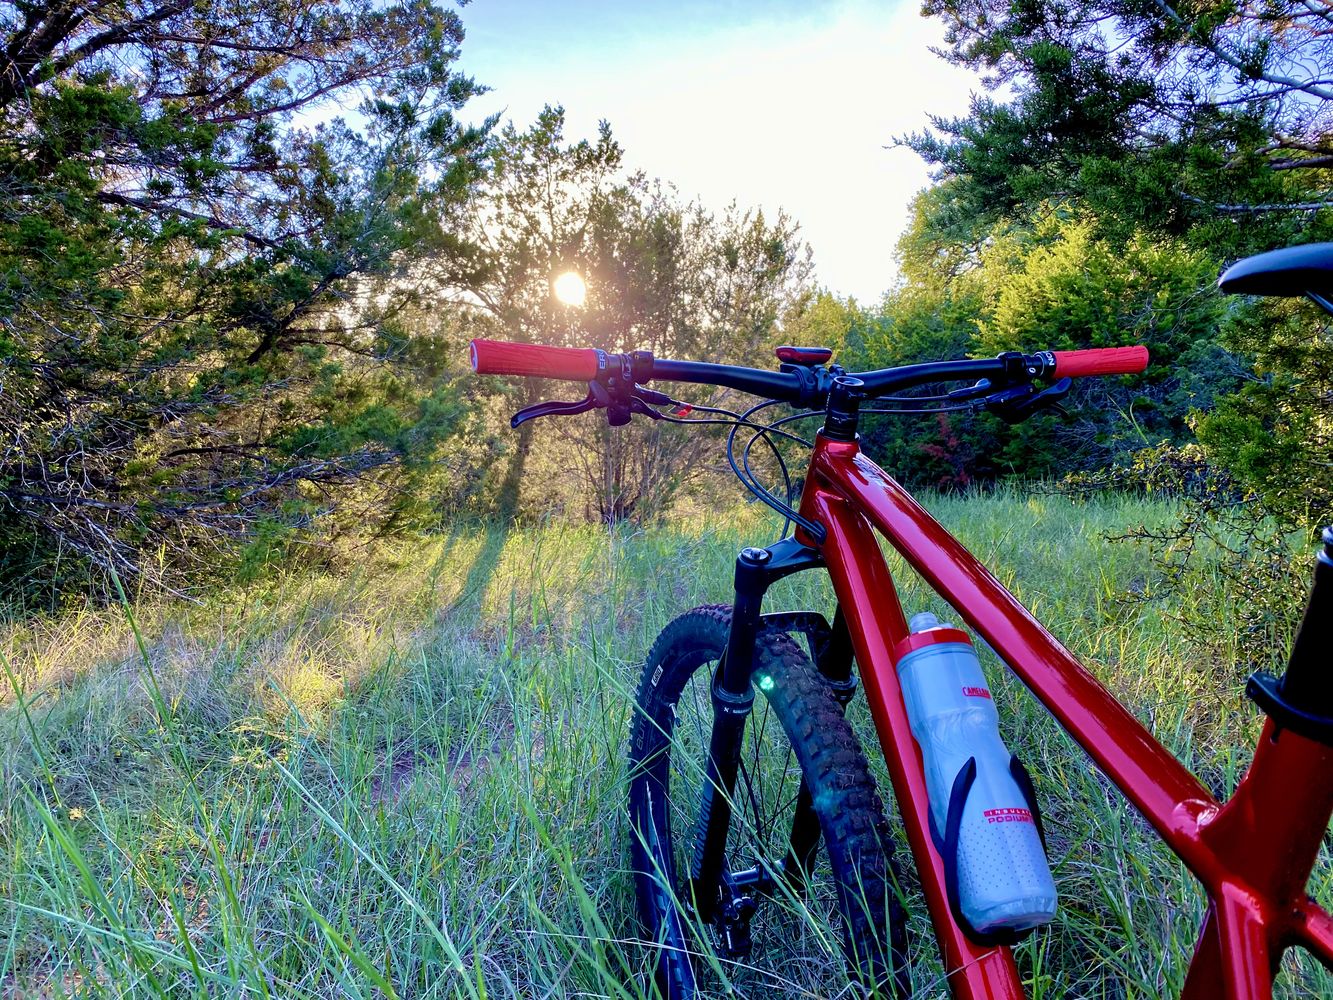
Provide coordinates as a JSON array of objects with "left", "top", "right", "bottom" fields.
[{"left": 454, "top": 0, "right": 984, "bottom": 304}]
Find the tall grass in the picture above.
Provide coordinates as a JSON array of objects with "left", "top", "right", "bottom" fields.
[{"left": 1, "top": 489, "right": 1328, "bottom": 998}]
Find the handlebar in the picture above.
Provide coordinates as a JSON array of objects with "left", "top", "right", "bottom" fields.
[{"left": 469, "top": 338, "right": 1150, "bottom": 405}]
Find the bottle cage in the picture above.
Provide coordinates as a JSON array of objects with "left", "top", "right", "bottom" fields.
[{"left": 930, "top": 755, "right": 1051, "bottom": 947}]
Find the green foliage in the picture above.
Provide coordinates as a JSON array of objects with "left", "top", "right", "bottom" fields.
[
  {"left": 978, "top": 211, "right": 1230, "bottom": 471},
  {"left": 1195, "top": 299, "right": 1333, "bottom": 526},
  {"left": 441, "top": 107, "right": 814, "bottom": 523},
  {"left": 842, "top": 193, "right": 1233, "bottom": 486},
  {"left": 901, "top": 0, "right": 1332, "bottom": 528},
  {"left": 979, "top": 213, "right": 1218, "bottom": 359},
  {"left": 0, "top": 1, "right": 492, "bottom": 597},
  {"left": 912, "top": 0, "right": 1333, "bottom": 251},
  {"left": 840, "top": 268, "right": 986, "bottom": 485}
]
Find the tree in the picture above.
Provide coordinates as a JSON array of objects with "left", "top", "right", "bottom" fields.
[
  {"left": 832, "top": 188, "right": 998, "bottom": 486},
  {"left": 780, "top": 291, "right": 865, "bottom": 362},
  {"left": 1195, "top": 297, "right": 1333, "bottom": 526},
  {"left": 840, "top": 189, "right": 1233, "bottom": 486},
  {"left": 905, "top": 0, "right": 1333, "bottom": 524},
  {"left": 0, "top": 1, "right": 490, "bottom": 594},
  {"left": 973, "top": 206, "right": 1232, "bottom": 474},
  {"left": 912, "top": 0, "right": 1333, "bottom": 246},
  {"left": 440, "top": 107, "right": 814, "bottom": 523}
]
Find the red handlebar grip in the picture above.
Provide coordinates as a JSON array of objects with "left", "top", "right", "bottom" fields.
[
  {"left": 469, "top": 339, "right": 601, "bottom": 380},
  {"left": 1051, "top": 346, "right": 1150, "bottom": 378}
]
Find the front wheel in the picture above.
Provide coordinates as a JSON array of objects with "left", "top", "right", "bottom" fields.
[{"left": 627, "top": 605, "right": 908, "bottom": 998}]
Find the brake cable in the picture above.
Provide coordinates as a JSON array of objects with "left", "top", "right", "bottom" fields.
[
  {"left": 729, "top": 398, "right": 817, "bottom": 540},
  {"left": 655, "top": 393, "right": 987, "bottom": 542},
  {"left": 509, "top": 376, "right": 999, "bottom": 544}
]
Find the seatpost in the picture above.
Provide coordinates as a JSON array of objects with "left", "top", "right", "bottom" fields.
[
  {"left": 1277, "top": 527, "right": 1333, "bottom": 710},
  {"left": 1246, "top": 527, "right": 1333, "bottom": 744}
]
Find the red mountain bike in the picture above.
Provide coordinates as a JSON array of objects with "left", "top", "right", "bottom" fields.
[{"left": 469, "top": 241, "right": 1333, "bottom": 999}]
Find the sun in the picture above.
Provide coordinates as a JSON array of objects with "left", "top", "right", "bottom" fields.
[{"left": 552, "top": 271, "right": 587, "bottom": 307}]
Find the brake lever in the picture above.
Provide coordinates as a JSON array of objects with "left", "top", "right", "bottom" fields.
[
  {"left": 984, "top": 377, "right": 1073, "bottom": 424},
  {"left": 510, "top": 390, "right": 600, "bottom": 428},
  {"left": 948, "top": 378, "right": 994, "bottom": 402},
  {"left": 510, "top": 383, "right": 677, "bottom": 429}
]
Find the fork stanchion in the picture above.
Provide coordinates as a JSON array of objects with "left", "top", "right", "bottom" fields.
[{"left": 690, "top": 540, "right": 826, "bottom": 928}]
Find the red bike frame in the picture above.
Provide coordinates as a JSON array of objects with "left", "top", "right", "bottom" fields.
[{"left": 795, "top": 433, "right": 1333, "bottom": 999}]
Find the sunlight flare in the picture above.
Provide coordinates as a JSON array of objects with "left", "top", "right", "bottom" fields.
[{"left": 553, "top": 270, "right": 586, "bottom": 307}]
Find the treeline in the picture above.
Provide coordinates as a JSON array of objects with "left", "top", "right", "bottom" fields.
[
  {"left": 2, "top": 0, "right": 1330, "bottom": 602},
  {"left": 839, "top": 0, "right": 1332, "bottom": 532},
  {"left": 0, "top": 2, "right": 817, "bottom": 599}
]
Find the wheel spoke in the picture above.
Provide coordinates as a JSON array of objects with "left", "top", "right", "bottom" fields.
[
  {"left": 736, "top": 757, "right": 766, "bottom": 855},
  {"left": 766, "top": 744, "right": 795, "bottom": 848},
  {"left": 752, "top": 695, "right": 772, "bottom": 822}
]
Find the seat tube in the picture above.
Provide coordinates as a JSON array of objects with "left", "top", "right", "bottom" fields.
[{"left": 1231, "top": 527, "right": 1333, "bottom": 894}]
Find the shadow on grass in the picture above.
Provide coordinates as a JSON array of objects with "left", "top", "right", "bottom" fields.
[{"left": 449, "top": 522, "right": 511, "bottom": 614}]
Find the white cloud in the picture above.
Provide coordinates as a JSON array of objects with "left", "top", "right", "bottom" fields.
[{"left": 461, "top": 1, "right": 982, "bottom": 303}]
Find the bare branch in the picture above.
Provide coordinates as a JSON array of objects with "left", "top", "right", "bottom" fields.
[{"left": 96, "top": 192, "right": 286, "bottom": 250}]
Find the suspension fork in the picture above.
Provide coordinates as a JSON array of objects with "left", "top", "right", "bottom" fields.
[{"left": 688, "top": 537, "right": 828, "bottom": 920}]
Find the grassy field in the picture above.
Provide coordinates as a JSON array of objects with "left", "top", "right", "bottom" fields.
[{"left": 1, "top": 490, "right": 1329, "bottom": 998}]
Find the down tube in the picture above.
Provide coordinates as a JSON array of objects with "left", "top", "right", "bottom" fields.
[
  {"left": 812, "top": 443, "right": 1220, "bottom": 860},
  {"left": 808, "top": 487, "right": 1029, "bottom": 1000}
]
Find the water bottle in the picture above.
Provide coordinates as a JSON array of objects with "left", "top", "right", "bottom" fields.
[{"left": 896, "top": 612, "right": 1057, "bottom": 936}]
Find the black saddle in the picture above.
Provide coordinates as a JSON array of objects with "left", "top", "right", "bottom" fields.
[{"left": 1218, "top": 243, "right": 1333, "bottom": 302}]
